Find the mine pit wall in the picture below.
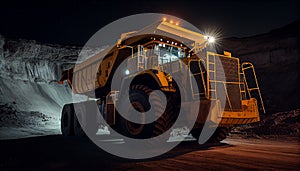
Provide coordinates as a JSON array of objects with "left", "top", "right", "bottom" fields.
[
  {"left": 224, "top": 36, "right": 299, "bottom": 69},
  {"left": 0, "top": 35, "right": 83, "bottom": 117},
  {"left": 222, "top": 26, "right": 300, "bottom": 113},
  {"left": 0, "top": 35, "right": 80, "bottom": 82}
]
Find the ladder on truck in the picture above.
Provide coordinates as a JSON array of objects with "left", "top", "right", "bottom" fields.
[
  {"left": 239, "top": 71, "right": 247, "bottom": 100},
  {"left": 207, "top": 54, "right": 217, "bottom": 100},
  {"left": 137, "top": 45, "right": 146, "bottom": 70},
  {"left": 241, "top": 62, "right": 266, "bottom": 113},
  {"left": 188, "top": 58, "right": 206, "bottom": 100}
]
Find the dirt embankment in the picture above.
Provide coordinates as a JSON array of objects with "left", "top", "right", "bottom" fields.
[{"left": 233, "top": 109, "right": 300, "bottom": 139}]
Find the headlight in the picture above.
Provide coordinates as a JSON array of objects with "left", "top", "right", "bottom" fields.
[
  {"left": 125, "top": 69, "right": 130, "bottom": 75},
  {"left": 204, "top": 35, "right": 215, "bottom": 43}
]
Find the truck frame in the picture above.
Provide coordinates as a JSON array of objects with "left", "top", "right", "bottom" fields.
[{"left": 59, "top": 20, "right": 265, "bottom": 143}]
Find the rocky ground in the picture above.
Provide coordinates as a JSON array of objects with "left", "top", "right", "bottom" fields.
[
  {"left": 232, "top": 109, "right": 300, "bottom": 140},
  {"left": 0, "top": 102, "right": 52, "bottom": 127},
  {"left": 0, "top": 102, "right": 60, "bottom": 139}
]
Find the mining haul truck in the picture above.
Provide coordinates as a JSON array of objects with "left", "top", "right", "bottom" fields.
[{"left": 59, "top": 19, "right": 265, "bottom": 143}]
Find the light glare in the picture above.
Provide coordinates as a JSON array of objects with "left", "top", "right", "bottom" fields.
[
  {"left": 204, "top": 35, "right": 216, "bottom": 43},
  {"left": 208, "top": 36, "right": 215, "bottom": 43}
]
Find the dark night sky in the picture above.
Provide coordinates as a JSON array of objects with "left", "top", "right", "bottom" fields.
[{"left": 0, "top": 0, "right": 299, "bottom": 46}]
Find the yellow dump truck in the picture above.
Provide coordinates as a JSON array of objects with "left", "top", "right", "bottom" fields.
[{"left": 59, "top": 19, "right": 265, "bottom": 142}]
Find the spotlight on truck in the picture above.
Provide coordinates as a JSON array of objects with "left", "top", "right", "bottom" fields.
[{"left": 204, "top": 35, "right": 215, "bottom": 43}]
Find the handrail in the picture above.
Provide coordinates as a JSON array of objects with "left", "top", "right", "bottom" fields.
[{"left": 241, "top": 62, "right": 266, "bottom": 113}]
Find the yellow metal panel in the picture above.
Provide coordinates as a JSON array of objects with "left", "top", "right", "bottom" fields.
[
  {"left": 223, "top": 51, "right": 232, "bottom": 57},
  {"left": 209, "top": 98, "right": 260, "bottom": 125},
  {"left": 157, "top": 21, "right": 206, "bottom": 45},
  {"left": 155, "top": 70, "right": 169, "bottom": 87}
]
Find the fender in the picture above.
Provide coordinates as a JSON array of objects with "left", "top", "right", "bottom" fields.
[{"left": 121, "top": 70, "right": 176, "bottom": 92}]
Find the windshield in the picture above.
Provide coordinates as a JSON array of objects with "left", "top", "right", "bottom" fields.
[{"left": 154, "top": 43, "right": 185, "bottom": 64}]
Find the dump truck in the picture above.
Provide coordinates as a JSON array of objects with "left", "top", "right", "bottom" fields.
[{"left": 59, "top": 19, "right": 265, "bottom": 143}]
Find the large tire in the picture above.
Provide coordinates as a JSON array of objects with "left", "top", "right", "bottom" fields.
[
  {"left": 191, "top": 127, "right": 230, "bottom": 143},
  {"left": 152, "top": 94, "right": 177, "bottom": 137},
  {"left": 116, "top": 85, "right": 177, "bottom": 140},
  {"left": 209, "top": 127, "right": 230, "bottom": 143},
  {"left": 61, "top": 104, "right": 74, "bottom": 136},
  {"left": 73, "top": 101, "right": 99, "bottom": 137}
]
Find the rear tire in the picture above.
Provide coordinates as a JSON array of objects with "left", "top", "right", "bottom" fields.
[
  {"left": 61, "top": 104, "right": 74, "bottom": 136},
  {"left": 73, "top": 101, "right": 99, "bottom": 137},
  {"left": 73, "top": 103, "right": 86, "bottom": 137}
]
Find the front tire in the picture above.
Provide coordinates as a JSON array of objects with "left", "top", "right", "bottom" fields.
[
  {"left": 117, "top": 85, "right": 156, "bottom": 139},
  {"left": 116, "top": 85, "right": 177, "bottom": 140}
]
